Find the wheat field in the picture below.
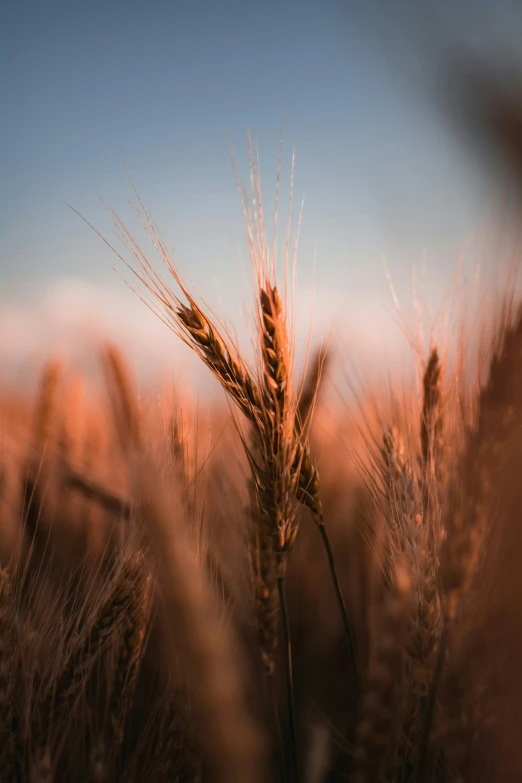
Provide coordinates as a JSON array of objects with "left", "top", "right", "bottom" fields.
[{"left": 2, "top": 72, "right": 522, "bottom": 783}]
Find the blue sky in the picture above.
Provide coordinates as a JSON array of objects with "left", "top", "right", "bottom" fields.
[{"left": 1, "top": 0, "right": 517, "bottom": 386}]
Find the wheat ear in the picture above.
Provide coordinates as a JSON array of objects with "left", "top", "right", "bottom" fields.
[
  {"left": 50, "top": 556, "right": 141, "bottom": 723},
  {"left": 420, "top": 349, "right": 443, "bottom": 472},
  {"left": 102, "top": 343, "right": 143, "bottom": 453},
  {"left": 297, "top": 346, "right": 329, "bottom": 430},
  {"left": 252, "top": 282, "right": 301, "bottom": 782},
  {"left": 110, "top": 553, "right": 153, "bottom": 745},
  {"left": 416, "top": 307, "right": 522, "bottom": 782},
  {"left": 32, "top": 359, "right": 62, "bottom": 449}
]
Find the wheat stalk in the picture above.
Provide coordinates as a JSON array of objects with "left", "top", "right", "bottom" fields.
[
  {"left": 134, "top": 456, "right": 265, "bottom": 783},
  {"left": 32, "top": 359, "right": 62, "bottom": 450},
  {"left": 0, "top": 567, "right": 15, "bottom": 782},
  {"left": 353, "top": 563, "right": 411, "bottom": 783},
  {"left": 246, "top": 472, "right": 279, "bottom": 679},
  {"left": 102, "top": 343, "right": 143, "bottom": 454}
]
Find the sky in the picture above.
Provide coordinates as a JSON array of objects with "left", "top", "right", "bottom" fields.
[{"left": 1, "top": 0, "right": 520, "bottom": 391}]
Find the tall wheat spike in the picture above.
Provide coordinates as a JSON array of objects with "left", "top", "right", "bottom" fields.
[
  {"left": 69, "top": 161, "right": 322, "bottom": 521},
  {"left": 70, "top": 142, "right": 359, "bottom": 729},
  {"left": 255, "top": 282, "right": 301, "bottom": 782},
  {"left": 379, "top": 348, "right": 445, "bottom": 777}
]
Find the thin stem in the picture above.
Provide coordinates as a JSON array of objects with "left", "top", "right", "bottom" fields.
[
  {"left": 277, "top": 573, "right": 299, "bottom": 783},
  {"left": 415, "top": 625, "right": 449, "bottom": 783},
  {"left": 268, "top": 673, "right": 285, "bottom": 783},
  {"left": 317, "top": 521, "right": 360, "bottom": 688}
]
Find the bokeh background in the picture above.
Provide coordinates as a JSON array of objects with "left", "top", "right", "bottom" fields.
[{"left": 2, "top": 0, "right": 521, "bottom": 393}]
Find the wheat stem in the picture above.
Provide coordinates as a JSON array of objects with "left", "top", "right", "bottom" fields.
[
  {"left": 277, "top": 570, "right": 299, "bottom": 783},
  {"left": 268, "top": 673, "right": 285, "bottom": 783},
  {"left": 317, "top": 522, "right": 359, "bottom": 684},
  {"left": 414, "top": 625, "right": 449, "bottom": 783}
]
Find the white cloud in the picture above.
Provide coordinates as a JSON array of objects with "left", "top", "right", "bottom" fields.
[
  {"left": 0, "top": 276, "right": 411, "bottom": 396},
  {"left": 0, "top": 278, "right": 205, "bottom": 391}
]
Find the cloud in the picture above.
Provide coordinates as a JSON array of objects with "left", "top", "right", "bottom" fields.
[
  {"left": 0, "top": 276, "right": 410, "bottom": 396},
  {"left": 0, "top": 278, "right": 204, "bottom": 391}
]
